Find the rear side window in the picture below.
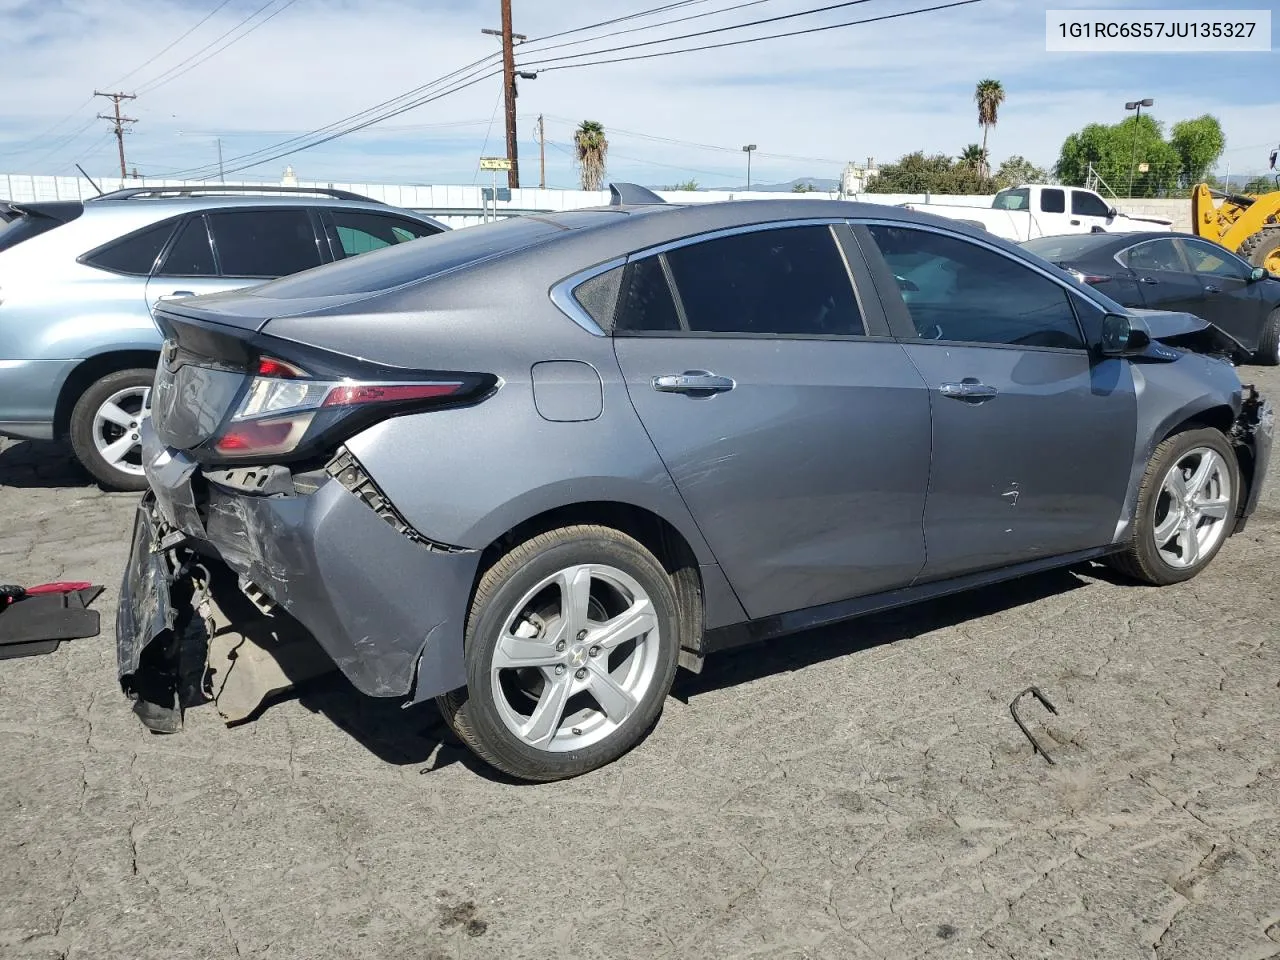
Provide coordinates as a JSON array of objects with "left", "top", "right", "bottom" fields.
[
  {"left": 156, "top": 217, "right": 216, "bottom": 276},
  {"left": 1039, "top": 189, "right": 1066, "bottom": 214},
  {"left": 1122, "top": 239, "right": 1183, "bottom": 272},
  {"left": 662, "top": 225, "right": 864, "bottom": 336},
  {"left": 571, "top": 265, "right": 624, "bottom": 329},
  {"left": 615, "top": 257, "right": 681, "bottom": 333},
  {"left": 207, "top": 209, "right": 323, "bottom": 278},
  {"left": 1071, "top": 190, "right": 1111, "bottom": 217},
  {"left": 326, "top": 210, "right": 442, "bottom": 258},
  {"left": 82, "top": 221, "right": 176, "bottom": 275},
  {"left": 992, "top": 188, "right": 1030, "bottom": 211}
]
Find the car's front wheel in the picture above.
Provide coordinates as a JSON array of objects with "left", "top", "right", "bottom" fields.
[
  {"left": 1109, "top": 427, "right": 1240, "bottom": 585},
  {"left": 438, "top": 525, "right": 681, "bottom": 781},
  {"left": 68, "top": 368, "right": 155, "bottom": 492}
]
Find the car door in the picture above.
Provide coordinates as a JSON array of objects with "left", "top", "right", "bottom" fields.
[
  {"left": 1037, "top": 187, "right": 1073, "bottom": 233},
  {"left": 320, "top": 208, "right": 445, "bottom": 260},
  {"left": 1069, "top": 189, "right": 1114, "bottom": 233},
  {"left": 144, "top": 215, "right": 236, "bottom": 313},
  {"left": 610, "top": 221, "right": 932, "bottom": 620},
  {"left": 856, "top": 221, "right": 1137, "bottom": 582},
  {"left": 1175, "top": 237, "right": 1265, "bottom": 349},
  {"left": 1121, "top": 237, "right": 1205, "bottom": 313}
]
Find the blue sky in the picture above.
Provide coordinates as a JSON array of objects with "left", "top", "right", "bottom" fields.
[{"left": 0, "top": 0, "right": 1275, "bottom": 188}]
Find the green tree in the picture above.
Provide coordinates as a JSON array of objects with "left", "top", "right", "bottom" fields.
[
  {"left": 975, "top": 79, "right": 1005, "bottom": 178},
  {"left": 573, "top": 120, "right": 609, "bottom": 191},
  {"left": 993, "top": 155, "right": 1048, "bottom": 188},
  {"left": 1055, "top": 114, "right": 1180, "bottom": 198},
  {"left": 1169, "top": 115, "right": 1225, "bottom": 187},
  {"left": 1242, "top": 175, "right": 1279, "bottom": 194},
  {"left": 959, "top": 144, "right": 987, "bottom": 170},
  {"left": 792, "top": 180, "right": 815, "bottom": 192},
  {"left": 864, "top": 151, "right": 993, "bottom": 195},
  {"left": 670, "top": 178, "right": 699, "bottom": 191}
]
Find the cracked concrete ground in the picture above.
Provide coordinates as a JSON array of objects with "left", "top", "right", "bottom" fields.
[{"left": 1, "top": 366, "right": 1278, "bottom": 960}]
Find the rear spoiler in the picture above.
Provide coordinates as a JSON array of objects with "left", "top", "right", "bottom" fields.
[{"left": 3, "top": 200, "right": 85, "bottom": 225}]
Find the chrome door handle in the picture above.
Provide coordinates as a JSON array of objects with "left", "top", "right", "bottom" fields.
[
  {"left": 939, "top": 379, "right": 998, "bottom": 403},
  {"left": 1139, "top": 276, "right": 1159, "bottom": 284},
  {"left": 652, "top": 371, "right": 736, "bottom": 394},
  {"left": 1203, "top": 284, "right": 1221, "bottom": 294}
]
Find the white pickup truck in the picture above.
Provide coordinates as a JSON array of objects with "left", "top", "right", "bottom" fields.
[{"left": 901, "top": 184, "right": 1174, "bottom": 241}]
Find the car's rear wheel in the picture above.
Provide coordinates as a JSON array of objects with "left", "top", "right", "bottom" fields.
[
  {"left": 438, "top": 525, "right": 681, "bottom": 781},
  {"left": 68, "top": 368, "right": 153, "bottom": 492},
  {"left": 1108, "top": 427, "right": 1239, "bottom": 585}
]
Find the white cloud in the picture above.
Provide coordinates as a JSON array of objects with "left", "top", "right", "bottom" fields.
[{"left": 0, "top": 0, "right": 1274, "bottom": 186}]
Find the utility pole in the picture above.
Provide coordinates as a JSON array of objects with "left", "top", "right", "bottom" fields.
[
  {"left": 536, "top": 114, "right": 546, "bottom": 189},
  {"left": 217, "top": 137, "right": 225, "bottom": 183},
  {"left": 95, "top": 91, "right": 137, "bottom": 179},
  {"left": 483, "top": 3, "right": 534, "bottom": 190}
]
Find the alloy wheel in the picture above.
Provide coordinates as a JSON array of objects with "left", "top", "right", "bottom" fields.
[
  {"left": 490, "top": 563, "right": 662, "bottom": 752},
  {"left": 91, "top": 386, "right": 151, "bottom": 477},
  {"left": 1151, "top": 446, "right": 1232, "bottom": 569}
]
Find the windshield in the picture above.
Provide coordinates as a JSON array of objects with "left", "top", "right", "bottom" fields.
[
  {"left": 992, "top": 188, "right": 1030, "bottom": 211},
  {"left": 1020, "top": 235, "right": 1113, "bottom": 260}
]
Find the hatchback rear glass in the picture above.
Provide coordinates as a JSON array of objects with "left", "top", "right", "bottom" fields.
[
  {"left": 0, "top": 204, "right": 82, "bottom": 254},
  {"left": 253, "top": 214, "right": 577, "bottom": 299}
]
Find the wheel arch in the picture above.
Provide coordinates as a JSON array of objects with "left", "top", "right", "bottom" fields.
[{"left": 53, "top": 349, "right": 159, "bottom": 439}]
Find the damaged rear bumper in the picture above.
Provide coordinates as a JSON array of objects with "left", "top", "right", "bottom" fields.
[
  {"left": 1232, "top": 385, "right": 1273, "bottom": 532},
  {"left": 117, "top": 423, "right": 481, "bottom": 713}
]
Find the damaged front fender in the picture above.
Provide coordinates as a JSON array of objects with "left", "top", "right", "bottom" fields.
[{"left": 1230, "top": 384, "right": 1274, "bottom": 533}]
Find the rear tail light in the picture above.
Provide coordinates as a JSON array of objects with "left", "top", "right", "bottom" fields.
[
  {"left": 212, "top": 354, "right": 480, "bottom": 458},
  {"left": 1067, "top": 268, "right": 1111, "bottom": 285}
]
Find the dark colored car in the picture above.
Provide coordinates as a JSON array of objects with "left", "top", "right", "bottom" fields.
[
  {"left": 1021, "top": 231, "right": 1280, "bottom": 365},
  {"left": 117, "top": 190, "right": 1273, "bottom": 782}
]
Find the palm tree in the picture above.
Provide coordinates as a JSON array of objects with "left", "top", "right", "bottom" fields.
[
  {"left": 960, "top": 143, "right": 987, "bottom": 170},
  {"left": 974, "top": 79, "right": 1005, "bottom": 179},
  {"left": 574, "top": 120, "right": 609, "bottom": 191}
]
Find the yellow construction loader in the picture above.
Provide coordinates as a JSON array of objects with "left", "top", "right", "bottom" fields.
[{"left": 1192, "top": 172, "right": 1280, "bottom": 274}]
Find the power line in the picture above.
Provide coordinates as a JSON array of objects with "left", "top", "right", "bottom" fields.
[
  {"left": 474, "top": 87, "right": 505, "bottom": 184},
  {"left": 164, "top": 51, "right": 503, "bottom": 179},
  {"left": 530, "top": 0, "right": 724, "bottom": 44},
  {"left": 106, "top": 0, "right": 236, "bottom": 88},
  {"left": 137, "top": 0, "right": 301, "bottom": 95},
  {"left": 520, "top": 0, "right": 778, "bottom": 56},
  {"left": 523, "top": 0, "right": 985, "bottom": 72},
  {"left": 545, "top": 115, "right": 846, "bottom": 165},
  {"left": 522, "top": 0, "right": 885, "bottom": 67}
]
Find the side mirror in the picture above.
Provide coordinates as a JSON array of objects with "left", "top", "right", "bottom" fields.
[
  {"left": 1107, "top": 206, "right": 1118, "bottom": 219},
  {"left": 1100, "top": 313, "right": 1151, "bottom": 356},
  {"left": 1250, "top": 266, "right": 1267, "bottom": 282}
]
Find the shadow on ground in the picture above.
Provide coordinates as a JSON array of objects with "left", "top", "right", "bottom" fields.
[{"left": 0, "top": 439, "right": 94, "bottom": 489}]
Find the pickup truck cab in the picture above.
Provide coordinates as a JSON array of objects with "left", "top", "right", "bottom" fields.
[{"left": 903, "top": 184, "right": 1174, "bottom": 242}]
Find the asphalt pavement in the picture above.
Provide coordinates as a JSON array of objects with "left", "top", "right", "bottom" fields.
[{"left": 1, "top": 366, "right": 1278, "bottom": 960}]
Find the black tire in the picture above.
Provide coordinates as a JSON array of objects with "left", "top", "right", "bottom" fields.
[
  {"left": 1255, "top": 308, "right": 1280, "bottom": 366},
  {"left": 437, "top": 525, "right": 682, "bottom": 782},
  {"left": 68, "top": 367, "right": 154, "bottom": 492},
  {"left": 1108, "top": 427, "right": 1239, "bottom": 586},
  {"left": 1239, "top": 226, "right": 1280, "bottom": 273}
]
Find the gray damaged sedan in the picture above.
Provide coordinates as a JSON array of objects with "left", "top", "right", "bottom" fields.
[{"left": 118, "top": 187, "right": 1273, "bottom": 781}]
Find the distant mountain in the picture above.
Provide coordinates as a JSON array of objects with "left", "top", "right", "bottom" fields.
[{"left": 650, "top": 177, "right": 841, "bottom": 194}]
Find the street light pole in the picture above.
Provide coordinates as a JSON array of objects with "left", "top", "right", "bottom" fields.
[
  {"left": 1124, "top": 97, "right": 1154, "bottom": 198},
  {"left": 742, "top": 143, "right": 757, "bottom": 190}
]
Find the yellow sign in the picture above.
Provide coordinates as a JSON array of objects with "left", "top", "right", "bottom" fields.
[{"left": 479, "top": 157, "right": 513, "bottom": 171}]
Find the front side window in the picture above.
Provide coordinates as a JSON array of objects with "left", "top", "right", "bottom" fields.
[
  {"left": 867, "top": 224, "right": 1084, "bottom": 350},
  {"left": 655, "top": 225, "right": 864, "bottom": 336},
  {"left": 82, "top": 220, "right": 177, "bottom": 275},
  {"left": 156, "top": 217, "right": 215, "bottom": 276},
  {"left": 1178, "top": 239, "right": 1249, "bottom": 280},
  {"left": 1122, "top": 239, "right": 1184, "bottom": 273},
  {"left": 1071, "top": 190, "right": 1112, "bottom": 217},
  {"left": 1040, "top": 188, "right": 1066, "bottom": 214},
  {"left": 327, "top": 210, "right": 442, "bottom": 259},
  {"left": 206, "top": 209, "right": 323, "bottom": 278}
]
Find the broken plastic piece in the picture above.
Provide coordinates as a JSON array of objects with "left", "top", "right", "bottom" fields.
[{"left": 0, "top": 583, "right": 104, "bottom": 659}]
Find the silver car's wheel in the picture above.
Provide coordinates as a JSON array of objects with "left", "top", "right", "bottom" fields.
[
  {"left": 68, "top": 367, "right": 157, "bottom": 492},
  {"left": 91, "top": 385, "right": 150, "bottom": 478},
  {"left": 438, "top": 524, "right": 682, "bottom": 781},
  {"left": 1151, "top": 447, "right": 1232, "bottom": 569},
  {"left": 491, "top": 563, "right": 662, "bottom": 753}
]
